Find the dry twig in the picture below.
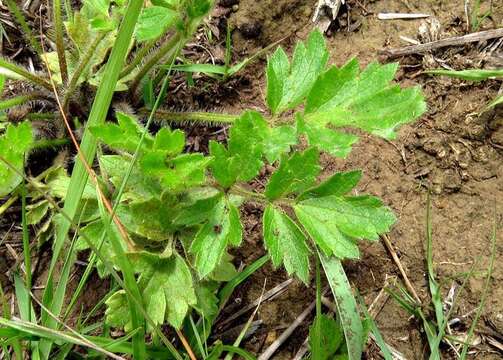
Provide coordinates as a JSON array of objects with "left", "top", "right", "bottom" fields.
[{"left": 381, "top": 28, "right": 503, "bottom": 58}]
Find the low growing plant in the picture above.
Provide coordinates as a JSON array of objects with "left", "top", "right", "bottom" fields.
[{"left": 0, "top": 7, "right": 426, "bottom": 358}]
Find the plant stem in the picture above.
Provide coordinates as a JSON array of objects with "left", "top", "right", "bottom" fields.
[
  {"left": 32, "top": 138, "right": 70, "bottom": 149},
  {"left": 0, "top": 58, "right": 52, "bottom": 91},
  {"left": 40, "top": 0, "right": 145, "bottom": 358},
  {"left": 20, "top": 182, "right": 32, "bottom": 322},
  {"left": 130, "top": 33, "right": 182, "bottom": 94},
  {"left": 0, "top": 194, "right": 18, "bottom": 217},
  {"left": 53, "top": 0, "right": 68, "bottom": 84},
  {"left": 5, "top": 0, "right": 43, "bottom": 56},
  {"left": 63, "top": 31, "right": 107, "bottom": 110},
  {"left": 0, "top": 93, "right": 40, "bottom": 111},
  {"left": 146, "top": 108, "right": 238, "bottom": 125},
  {"left": 119, "top": 39, "right": 156, "bottom": 78}
]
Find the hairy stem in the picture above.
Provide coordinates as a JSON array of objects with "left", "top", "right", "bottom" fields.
[
  {"left": 53, "top": 0, "right": 68, "bottom": 84},
  {"left": 5, "top": 0, "right": 43, "bottom": 56},
  {"left": 63, "top": 31, "right": 107, "bottom": 110},
  {"left": 0, "top": 58, "right": 52, "bottom": 91},
  {"left": 130, "top": 33, "right": 182, "bottom": 94},
  {"left": 145, "top": 108, "right": 238, "bottom": 125},
  {"left": 119, "top": 39, "right": 157, "bottom": 79},
  {"left": 0, "top": 93, "right": 46, "bottom": 110},
  {"left": 32, "top": 138, "right": 70, "bottom": 149}
]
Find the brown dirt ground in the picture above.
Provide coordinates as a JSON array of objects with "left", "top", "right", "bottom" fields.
[
  {"left": 1, "top": 0, "right": 502, "bottom": 359},
  {"left": 200, "top": 0, "right": 503, "bottom": 359}
]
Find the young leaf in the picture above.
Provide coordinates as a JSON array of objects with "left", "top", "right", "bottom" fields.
[
  {"left": 265, "top": 147, "right": 321, "bottom": 201},
  {"left": 135, "top": 6, "right": 178, "bottom": 42},
  {"left": 117, "top": 197, "right": 177, "bottom": 241},
  {"left": 309, "top": 314, "right": 343, "bottom": 360},
  {"left": 266, "top": 30, "right": 328, "bottom": 114},
  {"left": 105, "top": 290, "right": 133, "bottom": 330},
  {"left": 208, "top": 141, "right": 240, "bottom": 188},
  {"left": 90, "top": 112, "right": 153, "bottom": 152},
  {"left": 99, "top": 155, "right": 162, "bottom": 201},
  {"left": 194, "top": 281, "right": 219, "bottom": 319},
  {"left": 303, "top": 59, "right": 426, "bottom": 149},
  {"left": 141, "top": 152, "right": 211, "bottom": 191},
  {"left": 127, "top": 251, "right": 197, "bottom": 329},
  {"left": 153, "top": 127, "right": 185, "bottom": 155},
  {"left": 0, "top": 121, "right": 33, "bottom": 196},
  {"left": 190, "top": 196, "right": 242, "bottom": 278},
  {"left": 75, "top": 220, "right": 124, "bottom": 278},
  {"left": 26, "top": 200, "right": 50, "bottom": 225},
  {"left": 295, "top": 195, "right": 395, "bottom": 259},
  {"left": 263, "top": 205, "right": 310, "bottom": 283},
  {"left": 297, "top": 113, "right": 358, "bottom": 158},
  {"left": 298, "top": 170, "right": 362, "bottom": 200},
  {"left": 262, "top": 125, "right": 297, "bottom": 164},
  {"left": 209, "top": 111, "right": 268, "bottom": 188},
  {"left": 227, "top": 111, "right": 268, "bottom": 181}
]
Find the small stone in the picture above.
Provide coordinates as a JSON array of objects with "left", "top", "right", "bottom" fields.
[{"left": 232, "top": 4, "right": 239, "bottom": 12}]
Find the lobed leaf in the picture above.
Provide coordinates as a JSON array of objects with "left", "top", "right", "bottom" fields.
[
  {"left": 90, "top": 112, "right": 153, "bottom": 152},
  {"left": 300, "top": 59, "right": 426, "bottom": 156},
  {"left": 298, "top": 170, "right": 362, "bottom": 200},
  {"left": 135, "top": 5, "right": 179, "bottom": 42},
  {"left": 295, "top": 195, "right": 395, "bottom": 259},
  {"left": 190, "top": 196, "right": 242, "bottom": 278},
  {"left": 265, "top": 147, "right": 321, "bottom": 201},
  {"left": 263, "top": 205, "right": 310, "bottom": 283},
  {"left": 266, "top": 30, "right": 329, "bottom": 114},
  {"left": 128, "top": 251, "right": 197, "bottom": 329},
  {"left": 0, "top": 121, "right": 33, "bottom": 196}
]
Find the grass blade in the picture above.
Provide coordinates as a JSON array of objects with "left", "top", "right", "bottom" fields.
[
  {"left": 460, "top": 209, "right": 497, "bottom": 359},
  {"left": 427, "top": 68, "right": 503, "bottom": 81},
  {"left": 39, "top": 0, "right": 144, "bottom": 357},
  {"left": 319, "top": 252, "right": 363, "bottom": 360}
]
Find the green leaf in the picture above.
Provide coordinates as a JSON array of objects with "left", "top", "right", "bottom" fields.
[
  {"left": 263, "top": 205, "right": 310, "bottom": 283},
  {"left": 99, "top": 155, "right": 161, "bottom": 201},
  {"left": 194, "top": 281, "right": 219, "bottom": 319},
  {"left": 299, "top": 170, "right": 361, "bottom": 200},
  {"left": 90, "top": 112, "right": 153, "bottom": 152},
  {"left": 265, "top": 147, "right": 320, "bottom": 201},
  {"left": 0, "top": 121, "right": 33, "bottom": 196},
  {"left": 105, "top": 290, "right": 132, "bottom": 330},
  {"left": 303, "top": 59, "right": 426, "bottom": 145},
  {"left": 266, "top": 30, "right": 328, "bottom": 114},
  {"left": 117, "top": 197, "right": 177, "bottom": 241},
  {"left": 209, "top": 111, "right": 268, "bottom": 187},
  {"left": 319, "top": 254, "right": 363, "bottom": 360},
  {"left": 208, "top": 141, "right": 240, "bottom": 188},
  {"left": 227, "top": 111, "right": 268, "bottom": 181},
  {"left": 141, "top": 152, "right": 211, "bottom": 192},
  {"left": 262, "top": 125, "right": 297, "bottom": 164},
  {"left": 174, "top": 192, "right": 223, "bottom": 226},
  {"left": 297, "top": 113, "right": 358, "bottom": 158},
  {"left": 153, "top": 127, "right": 185, "bottom": 155},
  {"left": 295, "top": 195, "right": 395, "bottom": 259},
  {"left": 309, "top": 314, "right": 343, "bottom": 360},
  {"left": 209, "top": 252, "right": 238, "bottom": 282},
  {"left": 75, "top": 220, "right": 124, "bottom": 278},
  {"left": 135, "top": 6, "right": 178, "bottom": 42},
  {"left": 191, "top": 196, "right": 242, "bottom": 278},
  {"left": 126, "top": 251, "right": 197, "bottom": 329},
  {"left": 26, "top": 200, "right": 50, "bottom": 225}
]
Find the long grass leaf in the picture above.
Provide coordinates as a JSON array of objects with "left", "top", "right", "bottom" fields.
[
  {"left": 460, "top": 210, "right": 497, "bottom": 359},
  {"left": 319, "top": 252, "right": 363, "bottom": 360},
  {"left": 39, "top": 0, "right": 144, "bottom": 357},
  {"left": 427, "top": 68, "right": 503, "bottom": 81}
]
